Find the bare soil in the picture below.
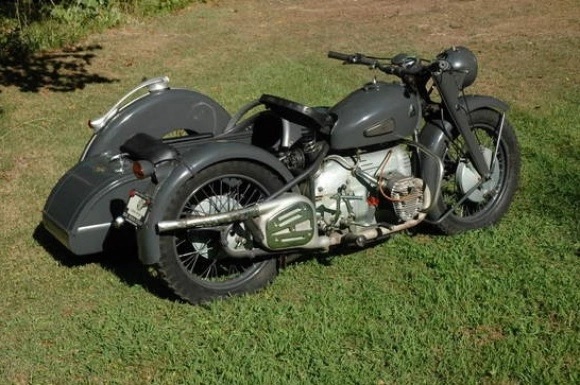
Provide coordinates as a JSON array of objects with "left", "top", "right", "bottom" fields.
[
  {"left": 94, "top": 0, "right": 578, "bottom": 105},
  {"left": 1, "top": 0, "right": 577, "bottom": 105}
]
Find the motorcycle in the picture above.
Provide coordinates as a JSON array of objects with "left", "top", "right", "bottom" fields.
[{"left": 42, "top": 46, "right": 521, "bottom": 304}]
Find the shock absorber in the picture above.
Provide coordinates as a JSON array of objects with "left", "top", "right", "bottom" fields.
[{"left": 301, "top": 126, "right": 321, "bottom": 163}]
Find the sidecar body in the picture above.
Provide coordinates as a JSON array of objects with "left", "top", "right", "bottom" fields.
[
  {"left": 42, "top": 155, "right": 150, "bottom": 255},
  {"left": 42, "top": 77, "right": 233, "bottom": 255}
]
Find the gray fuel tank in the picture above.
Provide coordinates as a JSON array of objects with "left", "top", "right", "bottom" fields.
[{"left": 327, "top": 82, "right": 421, "bottom": 150}]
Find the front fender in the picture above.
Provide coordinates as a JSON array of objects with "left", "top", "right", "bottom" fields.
[
  {"left": 82, "top": 88, "right": 231, "bottom": 159},
  {"left": 419, "top": 95, "right": 508, "bottom": 219},
  {"left": 459, "top": 94, "right": 509, "bottom": 113},
  {"left": 136, "top": 141, "right": 295, "bottom": 265}
]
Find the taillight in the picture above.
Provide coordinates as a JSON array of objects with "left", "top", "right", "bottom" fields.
[{"left": 132, "top": 160, "right": 154, "bottom": 179}]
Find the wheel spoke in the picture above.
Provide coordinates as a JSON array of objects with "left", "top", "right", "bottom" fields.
[
  {"left": 442, "top": 124, "right": 505, "bottom": 218},
  {"left": 171, "top": 173, "right": 272, "bottom": 283},
  {"left": 201, "top": 260, "right": 219, "bottom": 280},
  {"left": 179, "top": 251, "right": 200, "bottom": 272}
]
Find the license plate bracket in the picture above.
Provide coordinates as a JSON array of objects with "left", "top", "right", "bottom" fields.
[{"left": 123, "top": 191, "right": 150, "bottom": 227}]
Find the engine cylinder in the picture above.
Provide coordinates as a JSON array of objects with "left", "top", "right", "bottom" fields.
[{"left": 313, "top": 146, "right": 414, "bottom": 228}]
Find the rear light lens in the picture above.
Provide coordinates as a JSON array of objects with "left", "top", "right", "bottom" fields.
[{"left": 132, "top": 160, "right": 154, "bottom": 179}]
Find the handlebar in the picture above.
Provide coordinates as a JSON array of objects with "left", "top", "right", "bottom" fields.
[
  {"left": 327, "top": 51, "right": 353, "bottom": 62},
  {"left": 327, "top": 51, "right": 380, "bottom": 68},
  {"left": 327, "top": 50, "right": 441, "bottom": 78}
]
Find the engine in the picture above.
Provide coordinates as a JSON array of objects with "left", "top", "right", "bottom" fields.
[{"left": 313, "top": 145, "right": 426, "bottom": 231}]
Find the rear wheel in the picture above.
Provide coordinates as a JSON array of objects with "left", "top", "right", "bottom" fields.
[
  {"left": 158, "top": 161, "right": 284, "bottom": 304},
  {"left": 430, "top": 109, "right": 521, "bottom": 234}
]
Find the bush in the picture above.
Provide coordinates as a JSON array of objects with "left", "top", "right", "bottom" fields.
[{"left": 0, "top": 0, "right": 198, "bottom": 59}]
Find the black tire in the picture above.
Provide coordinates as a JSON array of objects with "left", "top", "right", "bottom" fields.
[
  {"left": 429, "top": 109, "right": 521, "bottom": 234},
  {"left": 158, "top": 161, "right": 284, "bottom": 304}
]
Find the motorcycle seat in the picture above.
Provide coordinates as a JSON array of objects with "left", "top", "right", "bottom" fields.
[
  {"left": 259, "top": 94, "right": 335, "bottom": 130},
  {"left": 120, "top": 133, "right": 178, "bottom": 164}
]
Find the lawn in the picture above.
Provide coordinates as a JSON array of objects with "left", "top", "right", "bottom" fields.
[{"left": 0, "top": 0, "right": 578, "bottom": 384}]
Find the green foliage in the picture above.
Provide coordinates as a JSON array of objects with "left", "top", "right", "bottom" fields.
[
  {"left": 49, "top": 1, "right": 114, "bottom": 24},
  {"left": 0, "top": 0, "right": 198, "bottom": 58},
  {"left": 119, "top": 0, "right": 200, "bottom": 15}
]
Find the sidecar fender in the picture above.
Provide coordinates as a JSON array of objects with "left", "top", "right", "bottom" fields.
[
  {"left": 136, "top": 141, "right": 296, "bottom": 265},
  {"left": 82, "top": 88, "right": 231, "bottom": 159}
]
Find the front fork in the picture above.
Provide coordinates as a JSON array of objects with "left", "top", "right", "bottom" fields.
[{"left": 434, "top": 72, "right": 491, "bottom": 179}]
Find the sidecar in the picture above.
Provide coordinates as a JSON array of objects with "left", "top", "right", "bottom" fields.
[{"left": 42, "top": 77, "right": 236, "bottom": 255}]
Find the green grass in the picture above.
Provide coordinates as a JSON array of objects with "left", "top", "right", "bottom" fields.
[{"left": 1, "top": 1, "right": 579, "bottom": 384}]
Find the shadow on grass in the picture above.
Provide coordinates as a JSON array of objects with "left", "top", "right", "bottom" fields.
[
  {"left": 33, "top": 220, "right": 442, "bottom": 304},
  {"left": 33, "top": 220, "right": 351, "bottom": 305},
  {"left": 33, "top": 224, "right": 180, "bottom": 302},
  {"left": 0, "top": 43, "right": 118, "bottom": 93}
]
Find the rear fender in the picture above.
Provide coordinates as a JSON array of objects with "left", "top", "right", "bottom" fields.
[
  {"left": 136, "top": 141, "right": 295, "bottom": 265},
  {"left": 82, "top": 88, "right": 231, "bottom": 159}
]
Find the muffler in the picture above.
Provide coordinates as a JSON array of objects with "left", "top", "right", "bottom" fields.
[{"left": 156, "top": 193, "right": 330, "bottom": 251}]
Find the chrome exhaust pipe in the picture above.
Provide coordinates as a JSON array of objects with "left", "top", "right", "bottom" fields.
[
  {"left": 156, "top": 194, "right": 305, "bottom": 233},
  {"left": 157, "top": 203, "right": 259, "bottom": 233}
]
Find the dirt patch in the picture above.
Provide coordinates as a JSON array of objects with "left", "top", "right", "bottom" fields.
[
  {"left": 459, "top": 324, "right": 506, "bottom": 347},
  {"left": 84, "top": 0, "right": 579, "bottom": 107}
]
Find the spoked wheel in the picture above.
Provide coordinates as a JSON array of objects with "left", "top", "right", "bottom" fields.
[
  {"left": 430, "top": 109, "right": 521, "bottom": 234},
  {"left": 158, "top": 161, "right": 284, "bottom": 304}
]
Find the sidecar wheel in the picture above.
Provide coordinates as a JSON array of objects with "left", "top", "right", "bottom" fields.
[
  {"left": 429, "top": 109, "right": 521, "bottom": 234},
  {"left": 158, "top": 161, "right": 284, "bottom": 304}
]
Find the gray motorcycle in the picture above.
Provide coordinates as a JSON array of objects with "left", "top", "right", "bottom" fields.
[{"left": 42, "top": 47, "right": 521, "bottom": 304}]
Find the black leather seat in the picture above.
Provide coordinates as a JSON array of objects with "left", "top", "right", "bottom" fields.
[
  {"left": 259, "top": 94, "right": 334, "bottom": 130},
  {"left": 120, "top": 133, "right": 178, "bottom": 164}
]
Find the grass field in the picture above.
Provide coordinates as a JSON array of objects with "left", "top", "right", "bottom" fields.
[{"left": 1, "top": 0, "right": 579, "bottom": 384}]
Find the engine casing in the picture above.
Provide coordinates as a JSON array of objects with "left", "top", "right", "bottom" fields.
[{"left": 313, "top": 145, "right": 414, "bottom": 229}]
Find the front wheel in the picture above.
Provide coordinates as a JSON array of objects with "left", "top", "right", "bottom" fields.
[
  {"left": 157, "top": 161, "right": 284, "bottom": 304},
  {"left": 429, "top": 109, "right": 521, "bottom": 234}
]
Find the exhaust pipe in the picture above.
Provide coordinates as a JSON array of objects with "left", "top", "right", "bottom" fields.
[
  {"left": 156, "top": 194, "right": 310, "bottom": 233},
  {"left": 156, "top": 189, "right": 430, "bottom": 253},
  {"left": 157, "top": 193, "right": 330, "bottom": 252}
]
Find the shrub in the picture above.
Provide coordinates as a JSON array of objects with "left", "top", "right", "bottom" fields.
[{"left": 0, "top": 0, "right": 198, "bottom": 59}]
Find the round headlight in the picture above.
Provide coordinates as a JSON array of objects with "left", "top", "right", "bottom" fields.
[{"left": 438, "top": 46, "right": 478, "bottom": 89}]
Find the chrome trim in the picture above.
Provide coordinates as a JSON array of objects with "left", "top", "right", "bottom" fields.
[
  {"left": 77, "top": 223, "right": 111, "bottom": 233},
  {"left": 88, "top": 76, "right": 170, "bottom": 132},
  {"left": 79, "top": 133, "right": 98, "bottom": 161}
]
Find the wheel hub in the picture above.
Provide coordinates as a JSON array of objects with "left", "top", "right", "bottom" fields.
[
  {"left": 456, "top": 146, "right": 500, "bottom": 203},
  {"left": 186, "top": 194, "right": 242, "bottom": 258}
]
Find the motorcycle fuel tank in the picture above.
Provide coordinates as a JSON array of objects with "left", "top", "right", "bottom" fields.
[{"left": 327, "top": 81, "right": 421, "bottom": 150}]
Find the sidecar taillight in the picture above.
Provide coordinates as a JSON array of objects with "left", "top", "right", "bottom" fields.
[{"left": 132, "top": 160, "right": 154, "bottom": 179}]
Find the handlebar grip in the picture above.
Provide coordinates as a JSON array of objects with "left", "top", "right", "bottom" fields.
[{"left": 327, "top": 51, "right": 352, "bottom": 61}]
